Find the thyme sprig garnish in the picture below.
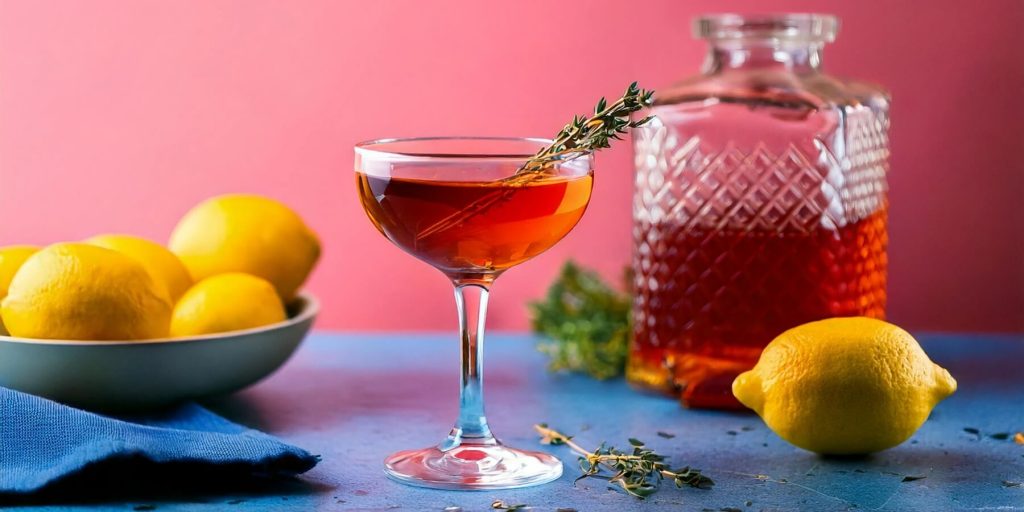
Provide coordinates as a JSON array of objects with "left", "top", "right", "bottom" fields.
[
  {"left": 414, "top": 83, "right": 654, "bottom": 242},
  {"left": 518, "top": 82, "right": 654, "bottom": 175},
  {"left": 535, "top": 423, "right": 713, "bottom": 499}
]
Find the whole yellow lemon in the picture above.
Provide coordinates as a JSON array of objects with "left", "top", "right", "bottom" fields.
[
  {"left": 86, "top": 234, "right": 193, "bottom": 302},
  {"left": 168, "top": 194, "right": 320, "bottom": 301},
  {"left": 0, "top": 245, "right": 40, "bottom": 335},
  {"left": 170, "top": 273, "right": 287, "bottom": 337},
  {"left": 0, "top": 245, "right": 39, "bottom": 299},
  {"left": 2, "top": 243, "right": 172, "bottom": 340},
  {"left": 732, "top": 317, "right": 957, "bottom": 455}
]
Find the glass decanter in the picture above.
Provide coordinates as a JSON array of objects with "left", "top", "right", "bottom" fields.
[{"left": 630, "top": 14, "right": 890, "bottom": 408}]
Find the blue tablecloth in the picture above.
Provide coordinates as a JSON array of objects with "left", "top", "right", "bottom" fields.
[
  {"left": 0, "top": 387, "right": 318, "bottom": 495},
  {"left": 4, "top": 332, "right": 1022, "bottom": 511}
]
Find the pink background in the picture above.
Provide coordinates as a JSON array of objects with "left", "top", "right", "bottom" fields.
[{"left": 0, "top": 0, "right": 1021, "bottom": 333}]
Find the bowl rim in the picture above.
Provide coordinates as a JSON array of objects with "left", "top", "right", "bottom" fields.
[{"left": 0, "top": 292, "right": 320, "bottom": 347}]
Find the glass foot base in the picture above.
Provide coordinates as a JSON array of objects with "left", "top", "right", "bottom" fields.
[{"left": 384, "top": 441, "right": 562, "bottom": 490}]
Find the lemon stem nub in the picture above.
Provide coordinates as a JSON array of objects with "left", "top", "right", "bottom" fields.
[
  {"left": 932, "top": 364, "right": 958, "bottom": 401},
  {"left": 732, "top": 371, "right": 764, "bottom": 413}
]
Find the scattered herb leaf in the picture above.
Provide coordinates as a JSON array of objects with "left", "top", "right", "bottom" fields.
[
  {"left": 741, "top": 426, "right": 755, "bottom": 432},
  {"left": 726, "top": 430, "right": 738, "bottom": 436},
  {"left": 556, "top": 509, "right": 578, "bottom": 512},
  {"left": 531, "top": 261, "right": 632, "bottom": 379},
  {"left": 535, "top": 423, "right": 713, "bottom": 499},
  {"left": 491, "top": 500, "right": 529, "bottom": 510},
  {"left": 745, "top": 500, "right": 753, "bottom": 506},
  {"left": 1002, "top": 480, "right": 1022, "bottom": 488},
  {"left": 964, "top": 427, "right": 981, "bottom": 439},
  {"left": 902, "top": 475, "right": 927, "bottom": 482},
  {"left": 721, "top": 507, "right": 743, "bottom": 512},
  {"left": 990, "top": 432, "right": 1011, "bottom": 440},
  {"left": 518, "top": 82, "right": 654, "bottom": 175},
  {"left": 657, "top": 431, "right": 677, "bottom": 439},
  {"left": 133, "top": 506, "right": 156, "bottom": 511}
]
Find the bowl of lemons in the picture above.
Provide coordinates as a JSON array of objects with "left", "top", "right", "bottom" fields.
[{"left": 0, "top": 194, "right": 321, "bottom": 410}]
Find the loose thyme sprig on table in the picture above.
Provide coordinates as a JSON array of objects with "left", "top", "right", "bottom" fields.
[
  {"left": 535, "top": 423, "right": 713, "bottom": 499},
  {"left": 517, "top": 82, "right": 655, "bottom": 175}
]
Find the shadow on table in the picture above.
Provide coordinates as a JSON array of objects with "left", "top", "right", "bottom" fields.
[
  {"left": 0, "top": 455, "right": 332, "bottom": 507},
  {"left": 711, "top": 443, "right": 986, "bottom": 475},
  {"left": 705, "top": 446, "right": 987, "bottom": 510},
  {"left": 201, "top": 393, "right": 277, "bottom": 432},
  {"left": 202, "top": 365, "right": 462, "bottom": 433}
]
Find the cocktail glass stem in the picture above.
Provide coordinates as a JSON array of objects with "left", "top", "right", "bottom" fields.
[
  {"left": 442, "top": 283, "right": 495, "bottom": 449},
  {"left": 382, "top": 277, "right": 561, "bottom": 489}
]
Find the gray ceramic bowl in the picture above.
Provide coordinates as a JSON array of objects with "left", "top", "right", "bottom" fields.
[{"left": 0, "top": 293, "right": 318, "bottom": 411}]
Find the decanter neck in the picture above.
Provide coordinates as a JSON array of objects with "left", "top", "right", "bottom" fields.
[
  {"left": 694, "top": 14, "right": 836, "bottom": 74},
  {"left": 703, "top": 41, "right": 824, "bottom": 73}
]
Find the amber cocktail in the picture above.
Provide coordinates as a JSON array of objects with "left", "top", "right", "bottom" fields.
[{"left": 354, "top": 137, "right": 593, "bottom": 490}]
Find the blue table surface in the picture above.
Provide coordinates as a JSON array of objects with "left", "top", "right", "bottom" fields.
[{"left": 9, "top": 332, "right": 1024, "bottom": 511}]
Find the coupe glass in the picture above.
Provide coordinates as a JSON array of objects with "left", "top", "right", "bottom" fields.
[{"left": 354, "top": 137, "right": 594, "bottom": 490}]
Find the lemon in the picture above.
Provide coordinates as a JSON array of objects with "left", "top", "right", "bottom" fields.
[
  {"left": 168, "top": 194, "right": 320, "bottom": 301},
  {"left": 170, "top": 273, "right": 286, "bottom": 337},
  {"left": 0, "top": 245, "right": 39, "bottom": 298},
  {"left": 732, "top": 317, "right": 957, "bottom": 455},
  {"left": 0, "top": 245, "right": 40, "bottom": 335},
  {"left": 2, "top": 243, "right": 172, "bottom": 340},
  {"left": 86, "top": 234, "right": 193, "bottom": 302}
]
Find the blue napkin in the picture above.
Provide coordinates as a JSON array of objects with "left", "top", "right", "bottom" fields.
[{"left": 0, "top": 387, "right": 319, "bottom": 494}]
